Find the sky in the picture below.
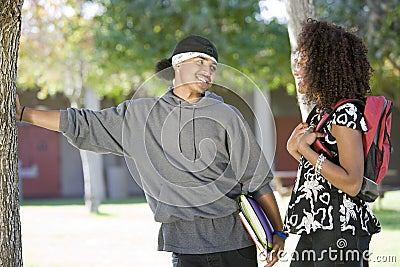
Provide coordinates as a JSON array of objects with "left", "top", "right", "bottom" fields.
[{"left": 259, "top": 0, "right": 287, "bottom": 23}]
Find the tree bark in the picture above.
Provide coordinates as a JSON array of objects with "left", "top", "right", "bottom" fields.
[
  {"left": 0, "top": 0, "right": 24, "bottom": 266},
  {"left": 285, "top": 0, "right": 315, "bottom": 121}
]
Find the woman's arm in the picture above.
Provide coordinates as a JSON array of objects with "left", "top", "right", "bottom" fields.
[
  {"left": 298, "top": 125, "right": 364, "bottom": 196},
  {"left": 16, "top": 95, "right": 60, "bottom": 131}
]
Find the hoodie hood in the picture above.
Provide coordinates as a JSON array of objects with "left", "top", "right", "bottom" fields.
[{"left": 161, "top": 87, "right": 224, "bottom": 108}]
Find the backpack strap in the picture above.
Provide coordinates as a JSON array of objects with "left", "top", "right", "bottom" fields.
[{"left": 313, "top": 99, "right": 365, "bottom": 159}]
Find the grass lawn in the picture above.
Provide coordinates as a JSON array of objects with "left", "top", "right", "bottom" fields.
[
  {"left": 21, "top": 196, "right": 172, "bottom": 267},
  {"left": 368, "top": 191, "right": 400, "bottom": 266},
  {"left": 20, "top": 192, "right": 400, "bottom": 267}
]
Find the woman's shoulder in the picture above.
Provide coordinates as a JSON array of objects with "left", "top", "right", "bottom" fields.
[{"left": 331, "top": 101, "right": 367, "bottom": 131}]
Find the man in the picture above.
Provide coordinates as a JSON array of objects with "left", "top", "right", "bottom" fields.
[{"left": 17, "top": 35, "right": 285, "bottom": 267}]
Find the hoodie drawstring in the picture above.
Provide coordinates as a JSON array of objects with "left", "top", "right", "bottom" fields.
[
  {"left": 192, "top": 106, "right": 197, "bottom": 161},
  {"left": 177, "top": 101, "right": 197, "bottom": 161},
  {"left": 178, "top": 101, "right": 182, "bottom": 153},
  {"left": 164, "top": 88, "right": 223, "bottom": 162}
]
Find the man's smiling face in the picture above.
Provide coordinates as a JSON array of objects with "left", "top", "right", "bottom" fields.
[{"left": 175, "top": 56, "right": 218, "bottom": 94}]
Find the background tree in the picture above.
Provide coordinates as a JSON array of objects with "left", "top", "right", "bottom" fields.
[
  {"left": 284, "top": 0, "right": 399, "bottom": 117},
  {"left": 284, "top": 0, "right": 315, "bottom": 121},
  {"left": 0, "top": 0, "right": 24, "bottom": 265}
]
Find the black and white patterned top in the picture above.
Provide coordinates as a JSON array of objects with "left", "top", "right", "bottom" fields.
[{"left": 283, "top": 102, "right": 381, "bottom": 236}]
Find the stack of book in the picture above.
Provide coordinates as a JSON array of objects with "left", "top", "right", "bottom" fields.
[{"left": 237, "top": 194, "right": 274, "bottom": 257}]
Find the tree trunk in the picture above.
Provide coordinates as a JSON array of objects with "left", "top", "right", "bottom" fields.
[
  {"left": 0, "top": 0, "right": 24, "bottom": 266},
  {"left": 80, "top": 88, "right": 105, "bottom": 213},
  {"left": 68, "top": 65, "right": 105, "bottom": 213},
  {"left": 285, "top": 0, "right": 315, "bottom": 121}
]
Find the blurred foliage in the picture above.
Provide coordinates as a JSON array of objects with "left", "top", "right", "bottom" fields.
[
  {"left": 17, "top": 0, "right": 399, "bottom": 105},
  {"left": 315, "top": 0, "right": 400, "bottom": 105},
  {"left": 90, "top": 0, "right": 292, "bottom": 101},
  {"left": 18, "top": 0, "right": 96, "bottom": 106},
  {"left": 17, "top": 0, "right": 292, "bottom": 103}
]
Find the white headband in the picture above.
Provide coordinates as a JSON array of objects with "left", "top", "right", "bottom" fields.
[{"left": 171, "top": 52, "right": 217, "bottom": 66}]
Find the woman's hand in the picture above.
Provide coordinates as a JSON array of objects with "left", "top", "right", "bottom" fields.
[
  {"left": 286, "top": 122, "right": 309, "bottom": 161},
  {"left": 298, "top": 125, "right": 325, "bottom": 155}
]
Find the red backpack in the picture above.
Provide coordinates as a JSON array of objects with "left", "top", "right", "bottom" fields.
[{"left": 313, "top": 96, "right": 394, "bottom": 202}]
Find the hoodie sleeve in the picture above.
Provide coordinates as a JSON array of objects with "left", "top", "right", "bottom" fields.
[
  {"left": 59, "top": 101, "right": 130, "bottom": 156},
  {"left": 228, "top": 106, "right": 273, "bottom": 198}
]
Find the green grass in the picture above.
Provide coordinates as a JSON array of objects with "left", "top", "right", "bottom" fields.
[
  {"left": 369, "top": 191, "right": 400, "bottom": 267},
  {"left": 373, "top": 209, "right": 400, "bottom": 230}
]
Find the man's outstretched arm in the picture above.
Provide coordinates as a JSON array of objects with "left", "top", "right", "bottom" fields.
[{"left": 16, "top": 95, "right": 60, "bottom": 131}]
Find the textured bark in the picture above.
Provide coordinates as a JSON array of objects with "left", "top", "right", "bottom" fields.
[
  {"left": 0, "top": 0, "right": 24, "bottom": 266},
  {"left": 285, "top": 0, "right": 315, "bottom": 121}
]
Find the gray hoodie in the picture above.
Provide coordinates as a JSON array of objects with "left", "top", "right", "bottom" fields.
[{"left": 60, "top": 88, "right": 273, "bottom": 253}]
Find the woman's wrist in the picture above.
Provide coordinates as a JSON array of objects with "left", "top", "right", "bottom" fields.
[{"left": 297, "top": 142, "right": 310, "bottom": 155}]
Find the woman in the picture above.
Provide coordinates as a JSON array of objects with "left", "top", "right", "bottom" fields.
[{"left": 285, "top": 19, "right": 380, "bottom": 267}]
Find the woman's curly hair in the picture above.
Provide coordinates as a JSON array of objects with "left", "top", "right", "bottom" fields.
[{"left": 297, "top": 18, "right": 373, "bottom": 111}]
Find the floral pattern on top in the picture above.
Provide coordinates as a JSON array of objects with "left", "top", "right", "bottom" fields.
[{"left": 283, "top": 102, "right": 381, "bottom": 236}]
